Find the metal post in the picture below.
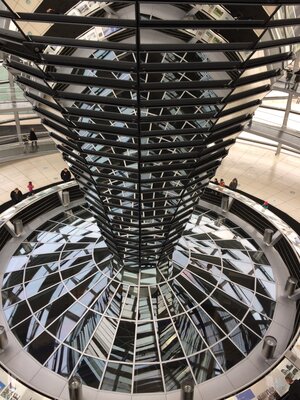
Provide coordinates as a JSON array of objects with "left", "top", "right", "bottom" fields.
[
  {"left": 68, "top": 376, "right": 82, "bottom": 400},
  {"left": 221, "top": 196, "right": 229, "bottom": 212},
  {"left": 0, "top": 326, "right": 8, "bottom": 353},
  {"left": 181, "top": 380, "right": 194, "bottom": 400},
  {"left": 275, "top": 143, "right": 282, "bottom": 156},
  {"left": 62, "top": 191, "right": 70, "bottom": 206},
  {"left": 285, "top": 276, "right": 298, "bottom": 297},
  {"left": 13, "top": 219, "right": 23, "bottom": 235},
  {"left": 262, "top": 336, "right": 277, "bottom": 359},
  {"left": 2, "top": 18, "right": 22, "bottom": 144},
  {"left": 8, "top": 69, "right": 22, "bottom": 144},
  {"left": 263, "top": 229, "right": 274, "bottom": 246},
  {"left": 275, "top": 53, "right": 300, "bottom": 156}
]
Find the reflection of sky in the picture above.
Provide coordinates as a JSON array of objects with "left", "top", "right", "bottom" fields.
[{"left": 6, "top": 256, "right": 28, "bottom": 272}]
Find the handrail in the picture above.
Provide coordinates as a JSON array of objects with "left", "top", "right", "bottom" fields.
[
  {"left": 0, "top": 180, "right": 77, "bottom": 227},
  {"left": 207, "top": 183, "right": 300, "bottom": 259}
]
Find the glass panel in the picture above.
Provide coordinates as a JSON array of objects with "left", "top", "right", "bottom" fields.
[
  {"left": 211, "top": 338, "right": 244, "bottom": 371},
  {"left": 74, "top": 356, "right": 105, "bottom": 388},
  {"left": 101, "top": 363, "right": 132, "bottom": 393},
  {"left": 189, "top": 350, "right": 223, "bottom": 383},
  {"left": 163, "top": 359, "right": 193, "bottom": 391},
  {"left": 27, "top": 331, "right": 60, "bottom": 365},
  {"left": 134, "top": 364, "right": 164, "bottom": 393},
  {"left": 135, "top": 322, "right": 159, "bottom": 362},
  {"left": 44, "top": 344, "right": 81, "bottom": 377},
  {"left": 158, "top": 319, "right": 185, "bottom": 361}
]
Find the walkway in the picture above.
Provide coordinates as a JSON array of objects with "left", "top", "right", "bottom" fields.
[{"left": 0, "top": 142, "right": 299, "bottom": 221}]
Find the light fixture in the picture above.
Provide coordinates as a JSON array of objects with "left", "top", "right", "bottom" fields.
[
  {"left": 68, "top": 376, "right": 82, "bottom": 400},
  {"left": 262, "top": 336, "right": 277, "bottom": 359},
  {"left": 181, "top": 380, "right": 194, "bottom": 400},
  {"left": 285, "top": 276, "right": 298, "bottom": 297}
]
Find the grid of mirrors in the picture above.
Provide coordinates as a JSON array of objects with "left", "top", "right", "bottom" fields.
[
  {"left": 2, "top": 205, "right": 276, "bottom": 393},
  {"left": 1, "top": 1, "right": 299, "bottom": 273}
]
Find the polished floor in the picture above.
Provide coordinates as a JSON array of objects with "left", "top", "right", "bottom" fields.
[{"left": 0, "top": 142, "right": 299, "bottom": 222}]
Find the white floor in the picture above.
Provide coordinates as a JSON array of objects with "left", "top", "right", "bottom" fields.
[
  {"left": 0, "top": 152, "right": 67, "bottom": 202},
  {"left": 0, "top": 142, "right": 299, "bottom": 222},
  {"left": 216, "top": 141, "right": 300, "bottom": 221}
]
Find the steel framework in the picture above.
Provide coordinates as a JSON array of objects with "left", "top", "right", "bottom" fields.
[{"left": 0, "top": 1, "right": 299, "bottom": 276}]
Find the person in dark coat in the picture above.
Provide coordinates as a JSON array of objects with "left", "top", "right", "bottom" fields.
[
  {"left": 284, "top": 375, "right": 300, "bottom": 400},
  {"left": 10, "top": 188, "right": 23, "bottom": 204},
  {"left": 61, "top": 168, "right": 71, "bottom": 182},
  {"left": 29, "top": 128, "right": 38, "bottom": 148},
  {"left": 229, "top": 178, "right": 238, "bottom": 190},
  {"left": 292, "top": 70, "right": 300, "bottom": 91},
  {"left": 285, "top": 68, "right": 293, "bottom": 89}
]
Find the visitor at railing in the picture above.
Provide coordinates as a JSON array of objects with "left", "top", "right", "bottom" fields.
[
  {"left": 10, "top": 188, "right": 23, "bottom": 204},
  {"left": 263, "top": 200, "right": 269, "bottom": 210},
  {"left": 60, "top": 168, "right": 72, "bottom": 182},
  {"left": 281, "top": 375, "right": 300, "bottom": 400},
  {"left": 292, "top": 70, "right": 300, "bottom": 92},
  {"left": 285, "top": 67, "right": 293, "bottom": 89},
  {"left": 229, "top": 178, "right": 238, "bottom": 190},
  {"left": 27, "top": 181, "right": 34, "bottom": 196},
  {"left": 219, "top": 178, "right": 225, "bottom": 187},
  {"left": 29, "top": 128, "right": 38, "bottom": 149},
  {"left": 22, "top": 134, "right": 29, "bottom": 153}
]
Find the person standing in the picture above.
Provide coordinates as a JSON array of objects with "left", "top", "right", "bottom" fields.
[
  {"left": 229, "top": 178, "right": 238, "bottom": 190},
  {"left": 61, "top": 168, "right": 71, "bottom": 182},
  {"left": 292, "top": 70, "right": 300, "bottom": 91},
  {"left": 283, "top": 375, "right": 300, "bottom": 400},
  {"left": 10, "top": 188, "right": 23, "bottom": 204},
  {"left": 219, "top": 178, "right": 225, "bottom": 187},
  {"left": 29, "top": 128, "right": 38, "bottom": 148},
  {"left": 27, "top": 181, "right": 34, "bottom": 196},
  {"left": 22, "top": 134, "right": 29, "bottom": 153},
  {"left": 285, "top": 68, "right": 293, "bottom": 89},
  {"left": 262, "top": 200, "right": 269, "bottom": 209}
]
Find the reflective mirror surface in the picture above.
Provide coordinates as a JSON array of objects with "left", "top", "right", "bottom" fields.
[{"left": 2, "top": 205, "right": 276, "bottom": 393}]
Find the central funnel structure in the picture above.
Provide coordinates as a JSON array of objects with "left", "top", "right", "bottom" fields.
[
  {"left": 1, "top": 1, "right": 300, "bottom": 397},
  {"left": 0, "top": 3, "right": 297, "bottom": 269}
]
